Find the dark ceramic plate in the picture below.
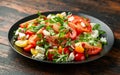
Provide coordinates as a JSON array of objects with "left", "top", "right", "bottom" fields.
[{"left": 8, "top": 11, "right": 114, "bottom": 64}]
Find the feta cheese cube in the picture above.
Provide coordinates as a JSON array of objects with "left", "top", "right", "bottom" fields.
[
  {"left": 91, "top": 30, "right": 99, "bottom": 38},
  {"left": 68, "top": 52, "right": 75, "bottom": 61},
  {"left": 81, "top": 22, "right": 86, "bottom": 27},
  {"left": 100, "top": 37, "right": 107, "bottom": 43},
  {"left": 61, "top": 12, "right": 66, "bottom": 16},
  {"left": 43, "top": 30, "right": 50, "bottom": 36},
  {"left": 68, "top": 16, "right": 74, "bottom": 22}
]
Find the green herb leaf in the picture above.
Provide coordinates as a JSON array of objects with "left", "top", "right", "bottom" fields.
[
  {"left": 46, "top": 26, "right": 52, "bottom": 31},
  {"left": 29, "top": 24, "right": 45, "bottom": 32},
  {"left": 65, "top": 38, "right": 72, "bottom": 46},
  {"left": 37, "top": 11, "right": 41, "bottom": 17},
  {"left": 99, "top": 30, "right": 106, "bottom": 35},
  {"left": 59, "top": 32, "right": 65, "bottom": 38},
  {"left": 92, "top": 24, "right": 100, "bottom": 30},
  {"left": 37, "top": 34, "right": 42, "bottom": 38}
]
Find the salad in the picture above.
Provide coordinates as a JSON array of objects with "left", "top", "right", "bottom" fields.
[{"left": 14, "top": 12, "right": 107, "bottom": 62}]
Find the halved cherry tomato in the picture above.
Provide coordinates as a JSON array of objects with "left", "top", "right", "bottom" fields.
[
  {"left": 24, "top": 44, "right": 34, "bottom": 52},
  {"left": 64, "top": 47, "right": 70, "bottom": 54},
  {"left": 74, "top": 53, "right": 85, "bottom": 61}
]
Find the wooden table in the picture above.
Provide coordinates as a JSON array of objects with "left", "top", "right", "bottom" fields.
[{"left": 0, "top": 0, "right": 120, "bottom": 75}]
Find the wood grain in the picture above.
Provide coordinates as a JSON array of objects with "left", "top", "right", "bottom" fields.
[{"left": 0, "top": 0, "right": 120, "bottom": 75}]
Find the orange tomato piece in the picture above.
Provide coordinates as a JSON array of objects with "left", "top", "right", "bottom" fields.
[{"left": 75, "top": 46, "right": 84, "bottom": 53}]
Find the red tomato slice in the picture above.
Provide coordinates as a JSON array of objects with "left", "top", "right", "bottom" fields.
[
  {"left": 68, "top": 15, "right": 92, "bottom": 34},
  {"left": 58, "top": 46, "right": 70, "bottom": 54},
  {"left": 70, "top": 27, "right": 77, "bottom": 40},
  {"left": 24, "top": 44, "right": 34, "bottom": 52},
  {"left": 25, "top": 30, "right": 35, "bottom": 36},
  {"left": 68, "top": 22, "right": 82, "bottom": 35},
  {"left": 76, "top": 23, "right": 92, "bottom": 32},
  {"left": 74, "top": 53, "right": 85, "bottom": 61},
  {"left": 86, "top": 47, "right": 102, "bottom": 55},
  {"left": 82, "top": 42, "right": 102, "bottom": 55}
]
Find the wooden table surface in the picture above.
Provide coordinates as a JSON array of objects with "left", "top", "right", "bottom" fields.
[{"left": 0, "top": 0, "right": 120, "bottom": 75}]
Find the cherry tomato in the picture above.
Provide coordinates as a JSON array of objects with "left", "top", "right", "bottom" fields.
[
  {"left": 24, "top": 44, "right": 34, "bottom": 52},
  {"left": 64, "top": 47, "right": 70, "bottom": 54},
  {"left": 74, "top": 53, "right": 85, "bottom": 61}
]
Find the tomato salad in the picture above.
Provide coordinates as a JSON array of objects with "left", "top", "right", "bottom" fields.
[{"left": 14, "top": 12, "right": 107, "bottom": 62}]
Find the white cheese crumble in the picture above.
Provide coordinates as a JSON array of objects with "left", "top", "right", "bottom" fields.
[
  {"left": 26, "top": 35, "right": 29, "bottom": 39},
  {"left": 91, "top": 30, "right": 99, "bottom": 38},
  {"left": 32, "top": 53, "right": 44, "bottom": 60},
  {"left": 42, "top": 30, "right": 50, "bottom": 36},
  {"left": 63, "top": 23, "right": 70, "bottom": 29},
  {"left": 47, "top": 14, "right": 52, "bottom": 19},
  {"left": 68, "top": 16, "right": 74, "bottom": 22},
  {"left": 19, "top": 33, "right": 26, "bottom": 39},
  {"left": 15, "top": 28, "right": 22, "bottom": 35},
  {"left": 100, "top": 37, "right": 107, "bottom": 43},
  {"left": 40, "top": 21, "right": 45, "bottom": 24},
  {"left": 15, "top": 30, "right": 19, "bottom": 35},
  {"left": 90, "top": 23, "right": 96, "bottom": 28},
  {"left": 61, "top": 12, "right": 66, "bottom": 16},
  {"left": 53, "top": 46, "right": 57, "bottom": 48},
  {"left": 68, "top": 52, "right": 75, "bottom": 61},
  {"left": 35, "top": 46, "right": 45, "bottom": 54},
  {"left": 81, "top": 22, "right": 86, "bottom": 27},
  {"left": 75, "top": 42, "right": 81, "bottom": 47}
]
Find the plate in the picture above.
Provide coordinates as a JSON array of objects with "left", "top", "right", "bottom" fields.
[{"left": 8, "top": 11, "right": 114, "bottom": 64}]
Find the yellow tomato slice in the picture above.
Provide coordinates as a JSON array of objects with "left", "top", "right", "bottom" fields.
[
  {"left": 15, "top": 40, "right": 28, "bottom": 47},
  {"left": 30, "top": 48, "right": 38, "bottom": 55}
]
